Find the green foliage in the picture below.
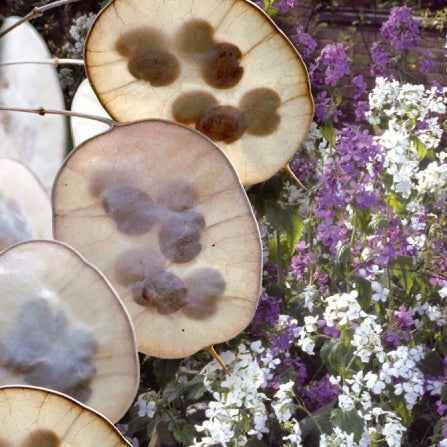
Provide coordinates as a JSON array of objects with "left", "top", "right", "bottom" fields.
[{"left": 331, "top": 409, "right": 365, "bottom": 442}]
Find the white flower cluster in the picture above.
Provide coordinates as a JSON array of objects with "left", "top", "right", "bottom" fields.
[
  {"left": 323, "top": 291, "right": 364, "bottom": 327},
  {"left": 368, "top": 77, "right": 447, "bottom": 199},
  {"left": 379, "top": 345, "right": 425, "bottom": 409},
  {"left": 331, "top": 372, "right": 405, "bottom": 447},
  {"left": 65, "top": 13, "right": 96, "bottom": 57},
  {"left": 352, "top": 316, "right": 385, "bottom": 363},
  {"left": 193, "top": 342, "right": 273, "bottom": 446},
  {"left": 297, "top": 315, "right": 318, "bottom": 355},
  {"left": 135, "top": 391, "right": 157, "bottom": 418}
]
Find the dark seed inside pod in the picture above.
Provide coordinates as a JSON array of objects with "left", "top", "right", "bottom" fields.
[
  {"left": 239, "top": 88, "right": 282, "bottom": 136},
  {"left": 114, "top": 248, "right": 165, "bottom": 286},
  {"left": 127, "top": 48, "right": 180, "bottom": 87},
  {"left": 172, "top": 91, "right": 218, "bottom": 125},
  {"left": 183, "top": 268, "right": 226, "bottom": 320},
  {"left": 202, "top": 42, "right": 244, "bottom": 89},
  {"left": 133, "top": 270, "right": 187, "bottom": 314},
  {"left": 115, "top": 27, "right": 167, "bottom": 57},
  {"left": 22, "top": 430, "right": 61, "bottom": 447},
  {"left": 157, "top": 181, "right": 199, "bottom": 212},
  {"left": 158, "top": 211, "right": 205, "bottom": 263},
  {"left": 0, "top": 299, "right": 97, "bottom": 403},
  {"left": 101, "top": 185, "right": 156, "bottom": 236},
  {"left": 175, "top": 19, "right": 215, "bottom": 59},
  {"left": 196, "top": 105, "right": 247, "bottom": 144}
]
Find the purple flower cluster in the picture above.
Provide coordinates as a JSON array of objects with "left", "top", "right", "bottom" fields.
[
  {"left": 274, "top": 0, "right": 296, "bottom": 13},
  {"left": 250, "top": 293, "right": 281, "bottom": 337},
  {"left": 301, "top": 375, "right": 340, "bottom": 411},
  {"left": 293, "top": 25, "right": 317, "bottom": 60},
  {"left": 315, "top": 127, "right": 383, "bottom": 253},
  {"left": 311, "top": 43, "right": 350, "bottom": 87},
  {"left": 370, "top": 42, "right": 391, "bottom": 77},
  {"left": 380, "top": 6, "right": 421, "bottom": 51},
  {"left": 290, "top": 241, "right": 315, "bottom": 280}
]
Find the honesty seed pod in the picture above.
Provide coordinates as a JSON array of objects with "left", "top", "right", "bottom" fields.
[
  {"left": 52, "top": 120, "right": 263, "bottom": 358},
  {"left": 0, "top": 240, "right": 139, "bottom": 422},
  {"left": 85, "top": 0, "right": 314, "bottom": 186},
  {"left": 71, "top": 79, "right": 111, "bottom": 147},
  {"left": 0, "top": 17, "right": 66, "bottom": 191},
  {"left": 0, "top": 159, "right": 52, "bottom": 250},
  {"left": 0, "top": 386, "right": 131, "bottom": 446}
]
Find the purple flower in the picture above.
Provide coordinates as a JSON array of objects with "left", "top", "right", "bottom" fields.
[
  {"left": 311, "top": 43, "right": 350, "bottom": 87},
  {"left": 274, "top": 0, "right": 296, "bottom": 13},
  {"left": 418, "top": 57, "right": 435, "bottom": 74},
  {"left": 370, "top": 42, "right": 391, "bottom": 77},
  {"left": 301, "top": 375, "right": 340, "bottom": 411},
  {"left": 293, "top": 25, "right": 317, "bottom": 59},
  {"left": 355, "top": 101, "right": 369, "bottom": 123},
  {"left": 381, "top": 6, "right": 421, "bottom": 51},
  {"left": 290, "top": 242, "right": 315, "bottom": 280},
  {"left": 318, "top": 319, "right": 340, "bottom": 338},
  {"left": 382, "top": 330, "right": 401, "bottom": 349},
  {"left": 314, "top": 91, "right": 340, "bottom": 123},
  {"left": 436, "top": 400, "right": 447, "bottom": 416},
  {"left": 394, "top": 305, "right": 415, "bottom": 330},
  {"left": 352, "top": 75, "right": 367, "bottom": 99},
  {"left": 249, "top": 293, "right": 281, "bottom": 337}
]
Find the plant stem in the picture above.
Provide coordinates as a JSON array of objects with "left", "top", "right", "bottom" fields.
[
  {"left": 0, "top": 58, "right": 84, "bottom": 67},
  {"left": 285, "top": 164, "right": 309, "bottom": 191},
  {"left": 0, "top": 0, "right": 83, "bottom": 39},
  {"left": 0, "top": 106, "right": 116, "bottom": 127},
  {"left": 206, "top": 346, "right": 229, "bottom": 374}
]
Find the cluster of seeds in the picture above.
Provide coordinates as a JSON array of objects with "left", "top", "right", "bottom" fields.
[{"left": 93, "top": 175, "right": 226, "bottom": 317}]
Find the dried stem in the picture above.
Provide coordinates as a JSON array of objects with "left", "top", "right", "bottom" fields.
[
  {"left": 0, "top": 58, "right": 84, "bottom": 67},
  {"left": 285, "top": 164, "right": 309, "bottom": 191},
  {"left": 0, "top": 106, "right": 116, "bottom": 127},
  {"left": 206, "top": 346, "right": 229, "bottom": 374},
  {"left": 0, "top": 0, "right": 83, "bottom": 39}
]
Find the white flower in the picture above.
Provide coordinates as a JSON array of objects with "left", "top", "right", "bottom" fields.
[
  {"left": 363, "top": 372, "right": 386, "bottom": 395},
  {"left": 136, "top": 393, "right": 157, "bottom": 418},
  {"left": 324, "top": 291, "right": 364, "bottom": 327},
  {"left": 338, "top": 394, "right": 355, "bottom": 412},
  {"left": 371, "top": 281, "right": 389, "bottom": 303},
  {"left": 352, "top": 316, "right": 385, "bottom": 363},
  {"left": 272, "top": 381, "right": 297, "bottom": 423},
  {"left": 382, "top": 419, "right": 406, "bottom": 447},
  {"left": 283, "top": 419, "right": 303, "bottom": 446},
  {"left": 439, "top": 286, "right": 447, "bottom": 299},
  {"left": 302, "top": 284, "right": 317, "bottom": 312},
  {"left": 439, "top": 440, "right": 447, "bottom": 447}
]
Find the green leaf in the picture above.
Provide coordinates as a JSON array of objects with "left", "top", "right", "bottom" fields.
[
  {"left": 385, "top": 192, "right": 406, "bottom": 215},
  {"left": 263, "top": 0, "right": 278, "bottom": 15},
  {"left": 331, "top": 409, "right": 364, "bottom": 442},
  {"left": 152, "top": 359, "right": 181, "bottom": 388},
  {"left": 390, "top": 256, "right": 415, "bottom": 295},
  {"left": 321, "top": 122, "right": 336, "bottom": 147},
  {"left": 411, "top": 137, "right": 428, "bottom": 160},
  {"left": 354, "top": 276, "right": 372, "bottom": 309},
  {"left": 320, "top": 339, "right": 355, "bottom": 376},
  {"left": 171, "top": 420, "right": 196, "bottom": 445}
]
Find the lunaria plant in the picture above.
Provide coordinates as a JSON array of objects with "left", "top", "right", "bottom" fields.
[
  {"left": 0, "top": 159, "right": 52, "bottom": 250},
  {"left": 0, "top": 386, "right": 131, "bottom": 446},
  {"left": 85, "top": 0, "right": 314, "bottom": 186},
  {"left": 0, "top": 240, "right": 139, "bottom": 422},
  {"left": 0, "top": 17, "right": 66, "bottom": 191},
  {"left": 52, "top": 120, "right": 263, "bottom": 358}
]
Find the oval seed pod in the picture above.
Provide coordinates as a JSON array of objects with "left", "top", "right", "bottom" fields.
[
  {"left": 0, "top": 17, "right": 66, "bottom": 191},
  {"left": 71, "top": 79, "right": 111, "bottom": 147},
  {"left": 85, "top": 0, "right": 314, "bottom": 186},
  {"left": 0, "top": 158, "right": 52, "bottom": 250},
  {"left": 53, "top": 120, "right": 262, "bottom": 358},
  {"left": 0, "top": 386, "right": 131, "bottom": 446},
  {"left": 0, "top": 240, "right": 139, "bottom": 422}
]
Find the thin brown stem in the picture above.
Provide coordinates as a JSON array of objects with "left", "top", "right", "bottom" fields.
[
  {"left": 0, "top": 0, "right": 83, "bottom": 39},
  {"left": 0, "top": 106, "right": 116, "bottom": 127},
  {"left": 285, "top": 164, "right": 309, "bottom": 191},
  {"left": 206, "top": 346, "right": 229, "bottom": 374},
  {"left": 0, "top": 58, "right": 84, "bottom": 67}
]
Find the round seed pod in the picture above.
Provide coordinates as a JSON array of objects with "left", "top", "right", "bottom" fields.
[
  {"left": 0, "top": 241, "right": 139, "bottom": 422},
  {"left": 85, "top": 0, "right": 314, "bottom": 186},
  {"left": 71, "top": 79, "right": 111, "bottom": 147},
  {"left": 0, "top": 386, "right": 131, "bottom": 446},
  {"left": 53, "top": 120, "right": 262, "bottom": 358},
  {"left": 0, "top": 159, "right": 52, "bottom": 250},
  {"left": 0, "top": 17, "right": 66, "bottom": 191}
]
